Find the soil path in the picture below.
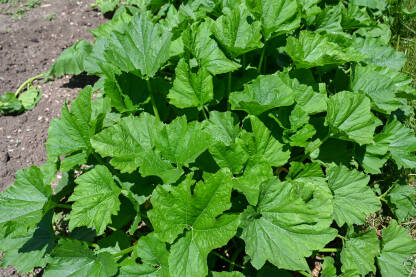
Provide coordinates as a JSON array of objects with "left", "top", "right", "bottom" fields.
[
  {"left": 0, "top": 0, "right": 106, "bottom": 193},
  {"left": 0, "top": 1, "right": 105, "bottom": 274}
]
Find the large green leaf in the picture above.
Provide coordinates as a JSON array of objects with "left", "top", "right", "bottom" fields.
[
  {"left": 351, "top": 37, "right": 406, "bottom": 71},
  {"left": 68, "top": 166, "right": 121, "bottom": 235},
  {"left": 350, "top": 0, "right": 387, "bottom": 10},
  {"left": 204, "top": 111, "right": 240, "bottom": 146},
  {"left": 241, "top": 177, "right": 337, "bottom": 271},
  {"left": 119, "top": 233, "right": 170, "bottom": 277},
  {"left": 48, "top": 40, "right": 93, "bottom": 77},
  {"left": 325, "top": 91, "right": 376, "bottom": 145},
  {"left": 377, "top": 220, "right": 416, "bottom": 277},
  {"left": 0, "top": 166, "right": 53, "bottom": 225},
  {"left": 212, "top": 4, "right": 263, "bottom": 57},
  {"left": 340, "top": 229, "right": 379, "bottom": 275},
  {"left": 285, "top": 31, "right": 363, "bottom": 68},
  {"left": 388, "top": 183, "right": 416, "bottom": 222},
  {"left": 327, "top": 165, "right": 380, "bottom": 226},
  {"left": 182, "top": 21, "right": 241, "bottom": 75},
  {"left": 351, "top": 64, "right": 411, "bottom": 113},
  {"left": 229, "top": 74, "right": 295, "bottom": 115},
  {"left": 232, "top": 158, "right": 273, "bottom": 205},
  {"left": 91, "top": 113, "right": 183, "bottom": 183},
  {"left": 167, "top": 58, "right": 213, "bottom": 109},
  {"left": 148, "top": 170, "right": 240, "bottom": 277},
  {"left": 44, "top": 239, "right": 118, "bottom": 277},
  {"left": 246, "top": 0, "right": 300, "bottom": 40},
  {"left": 46, "top": 86, "right": 93, "bottom": 160},
  {"left": 204, "top": 111, "right": 248, "bottom": 174},
  {"left": 238, "top": 115, "right": 290, "bottom": 167},
  {"left": 0, "top": 211, "right": 55, "bottom": 273},
  {"left": 104, "top": 12, "right": 172, "bottom": 77},
  {"left": 153, "top": 116, "right": 210, "bottom": 167},
  {"left": 363, "top": 119, "right": 416, "bottom": 170}
]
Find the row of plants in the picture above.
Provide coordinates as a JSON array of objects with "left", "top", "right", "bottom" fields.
[{"left": 1, "top": 0, "right": 416, "bottom": 276}]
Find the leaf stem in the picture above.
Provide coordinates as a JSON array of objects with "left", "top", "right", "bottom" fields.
[
  {"left": 257, "top": 45, "right": 266, "bottom": 74},
  {"left": 145, "top": 79, "right": 160, "bottom": 121},
  {"left": 15, "top": 73, "right": 45, "bottom": 97},
  {"left": 298, "top": 271, "right": 312, "bottom": 277},
  {"left": 228, "top": 72, "right": 232, "bottom": 96},
  {"left": 318, "top": 248, "right": 339, "bottom": 253},
  {"left": 229, "top": 246, "right": 243, "bottom": 271},
  {"left": 55, "top": 203, "right": 71, "bottom": 209},
  {"left": 212, "top": 251, "right": 245, "bottom": 270},
  {"left": 112, "top": 245, "right": 135, "bottom": 258},
  {"left": 337, "top": 234, "right": 345, "bottom": 241},
  {"left": 201, "top": 106, "right": 208, "bottom": 120},
  {"left": 301, "top": 134, "right": 331, "bottom": 162}
]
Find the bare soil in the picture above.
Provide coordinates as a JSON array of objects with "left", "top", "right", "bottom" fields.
[
  {"left": 0, "top": 1, "right": 105, "bottom": 275},
  {"left": 0, "top": 0, "right": 106, "bottom": 191}
]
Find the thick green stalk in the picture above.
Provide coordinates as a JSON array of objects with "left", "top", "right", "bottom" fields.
[
  {"left": 15, "top": 73, "right": 45, "bottom": 97},
  {"left": 212, "top": 251, "right": 245, "bottom": 270},
  {"left": 145, "top": 79, "right": 160, "bottom": 121},
  {"left": 113, "top": 245, "right": 135, "bottom": 258},
  {"left": 257, "top": 45, "right": 266, "bottom": 73},
  {"left": 55, "top": 203, "right": 71, "bottom": 209},
  {"left": 318, "top": 248, "right": 339, "bottom": 253}
]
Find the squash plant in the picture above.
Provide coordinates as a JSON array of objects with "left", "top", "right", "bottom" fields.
[{"left": 1, "top": 0, "right": 416, "bottom": 276}]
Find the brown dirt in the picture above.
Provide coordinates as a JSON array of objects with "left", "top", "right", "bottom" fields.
[{"left": 0, "top": 1, "right": 105, "bottom": 275}]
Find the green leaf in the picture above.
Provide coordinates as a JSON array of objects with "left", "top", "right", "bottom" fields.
[
  {"left": 0, "top": 211, "right": 55, "bottom": 273},
  {"left": 350, "top": 0, "right": 387, "bottom": 10},
  {"left": 154, "top": 116, "right": 211, "bottom": 166},
  {"left": 94, "top": 0, "right": 119, "bottom": 13},
  {"left": 119, "top": 232, "right": 170, "bottom": 276},
  {"left": 325, "top": 91, "right": 376, "bottom": 145},
  {"left": 167, "top": 58, "right": 214, "bottom": 109},
  {"left": 212, "top": 4, "right": 263, "bottom": 58},
  {"left": 0, "top": 93, "right": 23, "bottom": 115},
  {"left": 364, "top": 119, "right": 416, "bottom": 170},
  {"left": 182, "top": 21, "right": 241, "bottom": 75},
  {"left": 46, "top": 86, "right": 93, "bottom": 160},
  {"left": 246, "top": 0, "right": 300, "bottom": 40},
  {"left": 241, "top": 177, "right": 336, "bottom": 271},
  {"left": 44, "top": 239, "right": 118, "bottom": 277},
  {"left": 377, "top": 220, "right": 416, "bottom": 277},
  {"left": 211, "top": 272, "right": 245, "bottom": 277},
  {"left": 229, "top": 74, "right": 295, "bottom": 115},
  {"left": 204, "top": 111, "right": 240, "bottom": 146},
  {"left": 0, "top": 166, "right": 52, "bottom": 225},
  {"left": 327, "top": 165, "right": 380, "bottom": 226},
  {"left": 351, "top": 64, "right": 411, "bottom": 113},
  {"left": 351, "top": 37, "right": 406, "bottom": 71},
  {"left": 341, "top": 4, "right": 373, "bottom": 29},
  {"left": 92, "top": 114, "right": 183, "bottom": 183},
  {"left": 91, "top": 113, "right": 159, "bottom": 172},
  {"left": 340, "top": 229, "right": 379, "bottom": 275},
  {"left": 238, "top": 115, "right": 290, "bottom": 167},
  {"left": 388, "top": 183, "right": 416, "bottom": 222},
  {"left": 68, "top": 165, "right": 121, "bottom": 235},
  {"left": 60, "top": 152, "right": 88, "bottom": 172},
  {"left": 18, "top": 87, "right": 42, "bottom": 110},
  {"left": 285, "top": 31, "right": 363, "bottom": 68},
  {"left": 232, "top": 158, "right": 273, "bottom": 205},
  {"left": 313, "top": 4, "right": 343, "bottom": 34},
  {"left": 148, "top": 170, "right": 240, "bottom": 277},
  {"left": 48, "top": 40, "right": 93, "bottom": 77},
  {"left": 321, "top": 257, "right": 337, "bottom": 277},
  {"left": 90, "top": 10, "right": 132, "bottom": 38},
  {"left": 104, "top": 13, "right": 172, "bottom": 77}
]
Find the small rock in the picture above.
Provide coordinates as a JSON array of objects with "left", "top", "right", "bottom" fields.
[{"left": 0, "top": 152, "right": 10, "bottom": 164}]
